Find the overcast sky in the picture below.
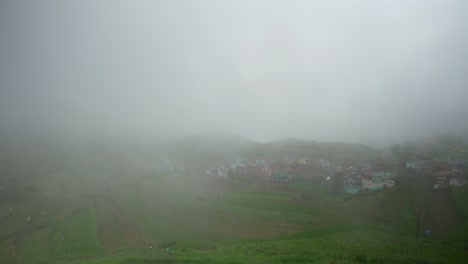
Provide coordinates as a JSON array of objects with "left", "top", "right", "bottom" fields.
[{"left": 1, "top": 0, "right": 468, "bottom": 147}]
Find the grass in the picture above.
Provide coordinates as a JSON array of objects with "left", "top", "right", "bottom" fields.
[
  {"left": 20, "top": 226, "right": 53, "bottom": 263},
  {"left": 114, "top": 184, "right": 228, "bottom": 242},
  {"left": 0, "top": 239, "right": 17, "bottom": 264},
  {"left": 42, "top": 226, "right": 468, "bottom": 264},
  {"left": 3, "top": 166, "right": 468, "bottom": 263},
  {"left": 113, "top": 179, "right": 314, "bottom": 244},
  {"left": 50, "top": 206, "right": 104, "bottom": 257},
  {"left": 449, "top": 185, "right": 468, "bottom": 243}
]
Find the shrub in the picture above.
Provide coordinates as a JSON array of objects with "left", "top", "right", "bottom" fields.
[{"left": 355, "top": 252, "right": 368, "bottom": 263}]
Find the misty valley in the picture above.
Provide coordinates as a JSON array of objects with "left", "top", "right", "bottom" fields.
[
  {"left": 1, "top": 135, "right": 468, "bottom": 263},
  {"left": 2, "top": 1, "right": 468, "bottom": 263}
]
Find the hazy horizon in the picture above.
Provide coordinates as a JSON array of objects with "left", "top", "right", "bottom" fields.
[{"left": 2, "top": 0, "right": 468, "bottom": 148}]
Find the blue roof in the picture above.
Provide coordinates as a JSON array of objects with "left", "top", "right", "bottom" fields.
[
  {"left": 346, "top": 187, "right": 360, "bottom": 194},
  {"left": 368, "top": 186, "right": 384, "bottom": 191}
]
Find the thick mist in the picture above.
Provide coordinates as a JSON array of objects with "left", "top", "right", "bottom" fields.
[{"left": 1, "top": 0, "right": 468, "bottom": 147}]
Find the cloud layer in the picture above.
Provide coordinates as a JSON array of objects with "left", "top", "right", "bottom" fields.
[{"left": 1, "top": 0, "right": 468, "bottom": 146}]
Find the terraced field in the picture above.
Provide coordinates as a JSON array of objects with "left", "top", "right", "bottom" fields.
[{"left": 1, "top": 166, "right": 468, "bottom": 263}]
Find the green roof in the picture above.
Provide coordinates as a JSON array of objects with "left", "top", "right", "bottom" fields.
[{"left": 346, "top": 187, "right": 360, "bottom": 194}]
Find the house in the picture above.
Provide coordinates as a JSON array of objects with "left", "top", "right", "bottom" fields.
[
  {"left": 361, "top": 179, "right": 385, "bottom": 191},
  {"left": 272, "top": 171, "right": 298, "bottom": 183},
  {"left": 433, "top": 170, "right": 451, "bottom": 189},
  {"left": 254, "top": 165, "right": 271, "bottom": 178},
  {"left": 319, "top": 159, "right": 331, "bottom": 169},
  {"left": 448, "top": 158, "right": 468, "bottom": 167},
  {"left": 217, "top": 168, "right": 228, "bottom": 179},
  {"left": 449, "top": 178, "right": 465, "bottom": 186},
  {"left": 405, "top": 160, "right": 429, "bottom": 171},
  {"left": 298, "top": 158, "right": 310, "bottom": 165},
  {"left": 345, "top": 186, "right": 361, "bottom": 194},
  {"left": 434, "top": 183, "right": 446, "bottom": 189},
  {"left": 372, "top": 172, "right": 395, "bottom": 180},
  {"left": 437, "top": 171, "right": 452, "bottom": 178},
  {"left": 371, "top": 172, "right": 395, "bottom": 188}
]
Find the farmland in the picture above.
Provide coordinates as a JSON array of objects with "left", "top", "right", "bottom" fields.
[{"left": 1, "top": 146, "right": 468, "bottom": 263}]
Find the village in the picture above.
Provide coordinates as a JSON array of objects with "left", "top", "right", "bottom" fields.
[
  {"left": 154, "top": 155, "right": 468, "bottom": 194},
  {"left": 205, "top": 157, "right": 397, "bottom": 194}
]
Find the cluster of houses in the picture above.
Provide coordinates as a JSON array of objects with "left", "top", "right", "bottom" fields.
[
  {"left": 336, "top": 164, "right": 396, "bottom": 194},
  {"left": 205, "top": 157, "right": 398, "bottom": 194},
  {"left": 206, "top": 158, "right": 298, "bottom": 183},
  {"left": 154, "top": 155, "right": 468, "bottom": 194},
  {"left": 405, "top": 158, "right": 468, "bottom": 189}
]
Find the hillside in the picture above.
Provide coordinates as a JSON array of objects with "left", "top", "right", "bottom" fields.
[
  {"left": 2, "top": 167, "right": 467, "bottom": 263},
  {"left": 260, "top": 138, "right": 381, "bottom": 163},
  {"left": 159, "top": 133, "right": 258, "bottom": 162},
  {"left": 1, "top": 135, "right": 468, "bottom": 263},
  {"left": 159, "top": 134, "right": 381, "bottom": 164}
]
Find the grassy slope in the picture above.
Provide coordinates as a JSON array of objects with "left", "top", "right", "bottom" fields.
[
  {"left": 0, "top": 239, "right": 17, "bottom": 264},
  {"left": 260, "top": 138, "right": 380, "bottom": 163},
  {"left": 449, "top": 185, "right": 468, "bottom": 242},
  {"left": 162, "top": 135, "right": 381, "bottom": 163},
  {"left": 48, "top": 226, "right": 468, "bottom": 264},
  {"left": 91, "top": 178, "right": 467, "bottom": 263},
  {"left": 114, "top": 176, "right": 308, "bottom": 243},
  {"left": 4, "top": 137, "right": 468, "bottom": 263},
  {"left": 3, "top": 166, "right": 468, "bottom": 264},
  {"left": 19, "top": 206, "right": 104, "bottom": 263}
]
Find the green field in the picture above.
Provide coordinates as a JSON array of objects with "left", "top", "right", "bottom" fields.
[{"left": 1, "top": 164, "right": 468, "bottom": 263}]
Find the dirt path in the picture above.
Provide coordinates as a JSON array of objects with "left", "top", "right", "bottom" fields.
[
  {"left": 94, "top": 198, "right": 124, "bottom": 251},
  {"left": 94, "top": 196, "right": 147, "bottom": 250},
  {"left": 425, "top": 189, "right": 463, "bottom": 235},
  {"left": 416, "top": 189, "right": 463, "bottom": 236},
  {"left": 10, "top": 240, "right": 24, "bottom": 264}
]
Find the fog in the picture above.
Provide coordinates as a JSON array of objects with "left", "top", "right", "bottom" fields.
[{"left": 1, "top": 0, "right": 468, "bottom": 147}]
